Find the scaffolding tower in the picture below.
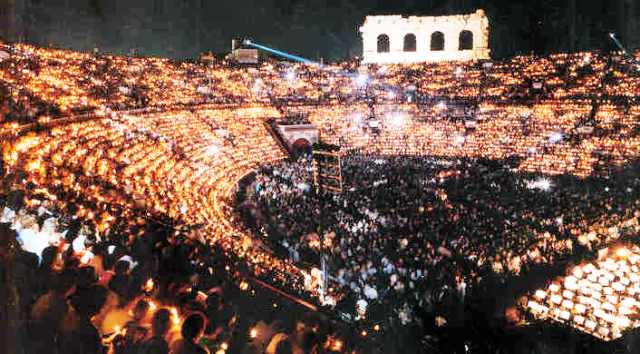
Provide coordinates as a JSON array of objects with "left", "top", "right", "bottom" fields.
[{"left": 312, "top": 148, "right": 343, "bottom": 194}]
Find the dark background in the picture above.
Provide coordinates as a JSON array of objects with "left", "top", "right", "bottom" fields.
[{"left": 0, "top": 0, "right": 638, "bottom": 60}]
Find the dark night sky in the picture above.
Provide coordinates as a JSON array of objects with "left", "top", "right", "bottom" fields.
[{"left": 3, "top": 0, "right": 637, "bottom": 60}]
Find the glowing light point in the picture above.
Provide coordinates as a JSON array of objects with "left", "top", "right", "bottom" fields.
[
  {"left": 386, "top": 112, "right": 406, "bottom": 130},
  {"left": 617, "top": 248, "right": 630, "bottom": 258},
  {"left": 548, "top": 131, "right": 564, "bottom": 144},
  {"left": 527, "top": 177, "right": 554, "bottom": 192},
  {"left": 453, "top": 135, "right": 466, "bottom": 146},
  {"left": 285, "top": 69, "right": 296, "bottom": 82},
  {"left": 355, "top": 74, "right": 369, "bottom": 87}
]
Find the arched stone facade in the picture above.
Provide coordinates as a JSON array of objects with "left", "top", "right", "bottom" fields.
[
  {"left": 275, "top": 124, "right": 319, "bottom": 151},
  {"left": 360, "top": 9, "right": 490, "bottom": 64},
  {"left": 377, "top": 34, "right": 390, "bottom": 53},
  {"left": 291, "top": 138, "right": 313, "bottom": 156}
]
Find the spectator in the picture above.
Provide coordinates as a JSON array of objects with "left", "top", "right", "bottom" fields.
[
  {"left": 58, "top": 285, "right": 108, "bottom": 354},
  {"left": 170, "top": 313, "right": 209, "bottom": 354},
  {"left": 139, "top": 308, "right": 172, "bottom": 354}
]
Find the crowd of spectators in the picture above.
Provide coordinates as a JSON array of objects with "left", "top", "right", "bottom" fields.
[
  {"left": 275, "top": 113, "right": 312, "bottom": 126},
  {"left": 1, "top": 201, "right": 373, "bottom": 354},
  {"left": 304, "top": 100, "right": 640, "bottom": 178},
  {"left": 0, "top": 104, "right": 322, "bottom": 296},
  {"left": 245, "top": 153, "right": 640, "bottom": 327},
  {"left": 2, "top": 42, "right": 640, "bottom": 130},
  {"left": 3, "top": 41, "right": 640, "bottom": 352}
]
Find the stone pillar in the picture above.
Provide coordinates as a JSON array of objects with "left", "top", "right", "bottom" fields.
[
  {"left": 476, "top": 9, "right": 491, "bottom": 58},
  {"left": 444, "top": 29, "right": 458, "bottom": 52},
  {"left": 390, "top": 32, "right": 404, "bottom": 53},
  {"left": 360, "top": 31, "right": 375, "bottom": 61},
  {"left": 417, "top": 29, "right": 430, "bottom": 54}
]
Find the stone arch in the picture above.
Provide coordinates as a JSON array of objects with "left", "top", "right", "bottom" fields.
[
  {"left": 377, "top": 34, "right": 390, "bottom": 53},
  {"left": 360, "top": 12, "right": 491, "bottom": 64},
  {"left": 430, "top": 31, "right": 445, "bottom": 51},
  {"left": 292, "top": 138, "right": 312, "bottom": 156},
  {"left": 459, "top": 30, "right": 473, "bottom": 50},
  {"left": 403, "top": 33, "right": 416, "bottom": 52}
]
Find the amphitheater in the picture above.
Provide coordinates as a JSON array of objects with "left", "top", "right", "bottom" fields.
[{"left": 3, "top": 41, "right": 640, "bottom": 351}]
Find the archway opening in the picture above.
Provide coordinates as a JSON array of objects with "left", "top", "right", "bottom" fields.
[
  {"left": 292, "top": 138, "right": 312, "bottom": 157},
  {"left": 430, "top": 31, "right": 445, "bottom": 51},
  {"left": 459, "top": 30, "right": 473, "bottom": 50},
  {"left": 403, "top": 33, "right": 416, "bottom": 52},
  {"left": 377, "top": 34, "right": 390, "bottom": 53}
]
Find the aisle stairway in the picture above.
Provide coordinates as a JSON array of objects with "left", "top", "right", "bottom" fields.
[{"left": 264, "top": 118, "right": 293, "bottom": 157}]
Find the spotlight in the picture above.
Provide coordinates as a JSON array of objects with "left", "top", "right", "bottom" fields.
[
  {"left": 538, "top": 179, "right": 552, "bottom": 191},
  {"left": 548, "top": 131, "right": 564, "bottom": 144},
  {"left": 386, "top": 112, "right": 406, "bottom": 129},
  {"left": 355, "top": 74, "right": 368, "bottom": 87},
  {"left": 285, "top": 69, "right": 296, "bottom": 82},
  {"left": 527, "top": 177, "right": 553, "bottom": 192}
]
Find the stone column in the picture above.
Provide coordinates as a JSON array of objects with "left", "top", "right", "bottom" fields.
[
  {"left": 390, "top": 32, "right": 404, "bottom": 53},
  {"left": 417, "top": 28, "right": 430, "bottom": 54},
  {"left": 444, "top": 28, "right": 458, "bottom": 52},
  {"left": 360, "top": 29, "right": 377, "bottom": 62}
]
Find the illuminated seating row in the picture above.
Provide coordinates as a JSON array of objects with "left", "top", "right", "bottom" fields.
[{"left": 1, "top": 105, "right": 317, "bottom": 294}]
